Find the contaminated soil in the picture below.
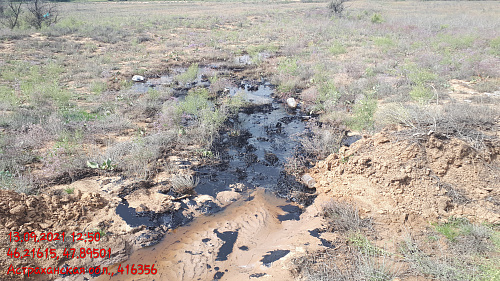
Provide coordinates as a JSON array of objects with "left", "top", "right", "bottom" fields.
[{"left": 1, "top": 69, "right": 499, "bottom": 281}]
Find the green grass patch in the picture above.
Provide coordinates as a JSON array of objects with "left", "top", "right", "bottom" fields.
[
  {"left": 175, "top": 63, "right": 199, "bottom": 85},
  {"left": 349, "top": 93, "right": 377, "bottom": 131},
  {"left": 348, "top": 232, "right": 387, "bottom": 256},
  {"left": 90, "top": 81, "right": 107, "bottom": 95},
  {"left": 371, "top": 13, "right": 384, "bottom": 24},
  {"left": 328, "top": 42, "right": 347, "bottom": 56},
  {"left": 277, "top": 57, "right": 300, "bottom": 76},
  {"left": 490, "top": 37, "right": 500, "bottom": 57},
  {"left": 435, "top": 34, "right": 476, "bottom": 51},
  {"left": 373, "top": 36, "right": 395, "bottom": 50}
]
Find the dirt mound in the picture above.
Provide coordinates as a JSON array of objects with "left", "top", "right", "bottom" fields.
[
  {"left": 0, "top": 190, "right": 107, "bottom": 233},
  {"left": 0, "top": 189, "right": 114, "bottom": 281},
  {"left": 309, "top": 130, "right": 500, "bottom": 226}
]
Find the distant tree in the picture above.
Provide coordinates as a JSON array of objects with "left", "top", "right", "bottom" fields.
[
  {"left": 0, "top": 0, "right": 24, "bottom": 29},
  {"left": 26, "top": 0, "right": 58, "bottom": 29},
  {"left": 328, "top": 0, "right": 349, "bottom": 17}
]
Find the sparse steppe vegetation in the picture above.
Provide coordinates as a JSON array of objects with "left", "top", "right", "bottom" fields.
[{"left": 1, "top": 0, "right": 499, "bottom": 280}]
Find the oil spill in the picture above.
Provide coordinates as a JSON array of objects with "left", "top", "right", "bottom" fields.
[
  {"left": 213, "top": 271, "right": 225, "bottom": 280},
  {"left": 214, "top": 229, "right": 239, "bottom": 261},
  {"left": 308, "top": 229, "right": 335, "bottom": 248},
  {"left": 249, "top": 273, "right": 267, "bottom": 278},
  {"left": 277, "top": 204, "right": 302, "bottom": 221},
  {"left": 195, "top": 83, "right": 310, "bottom": 199},
  {"left": 260, "top": 250, "right": 290, "bottom": 267},
  {"left": 115, "top": 201, "right": 157, "bottom": 228}
]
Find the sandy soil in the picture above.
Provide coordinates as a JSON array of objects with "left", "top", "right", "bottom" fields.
[{"left": 310, "top": 130, "right": 500, "bottom": 227}]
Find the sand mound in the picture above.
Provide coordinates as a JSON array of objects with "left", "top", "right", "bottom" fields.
[
  {"left": 310, "top": 131, "right": 500, "bottom": 226},
  {"left": 0, "top": 190, "right": 107, "bottom": 233}
]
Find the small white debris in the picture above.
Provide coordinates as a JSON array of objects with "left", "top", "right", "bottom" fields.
[
  {"left": 301, "top": 174, "right": 316, "bottom": 188},
  {"left": 132, "top": 75, "right": 145, "bottom": 82},
  {"left": 286, "top": 97, "right": 297, "bottom": 108}
]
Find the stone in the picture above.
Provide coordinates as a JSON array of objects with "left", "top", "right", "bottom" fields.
[
  {"left": 10, "top": 205, "right": 26, "bottom": 216},
  {"left": 216, "top": 191, "right": 241, "bottom": 206},
  {"left": 301, "top": 174, "right": 316, "bottom": 188},
  {"left": 132, "top": 75, "right": 145, "bottom": 82},
  {"left": 286, "top": 97, "right": 297, "bottom": 108}
]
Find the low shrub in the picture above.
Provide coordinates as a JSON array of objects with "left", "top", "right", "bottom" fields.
[
  {"left": 322, "top": 200, "right": 372, "bottom": 232},
  {"left": 171, "top": 174, "right": 198, "bottom": 195}
]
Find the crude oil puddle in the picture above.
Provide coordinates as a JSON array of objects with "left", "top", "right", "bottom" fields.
[
  {"left": 100, "top": 189, "right": 324, "bottom": 281},
  {"left": 115, "top": 201, "right": 156, "bottom": 228},
  {"left": 214, "top": 230, "right": 239, "bottom": 261},
  {"left": 260, "top": 250, "right": 291, "bottom": 267},
  {"left": 108, "top": 77, "right": 325, "bottom": 280},
  {"left": 195, "top": 84, "right": 308, "bottom": 198},
  {"left": 277, "top": 205, "right": 302, "bottom": 221}
]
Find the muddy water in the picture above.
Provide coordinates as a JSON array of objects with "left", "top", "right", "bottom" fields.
[
  {"left": 99, "top": 189, "right": 325, "bottom": 281},
  {"left": 105, "top": 78, "right": 320, "bottom": 280}
]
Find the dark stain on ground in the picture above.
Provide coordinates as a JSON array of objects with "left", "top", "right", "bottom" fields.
[
  {"left": 308, "top": 229, "right": 335, "bottom": 248},
  {"left": 213, "top": 271, "right": 225, "bottom": 280},
  {"left": 214, "top": 229, "right": 239, "bottom": 261},
  {"left": 277, "top": 204, "right": 302, "bottom": 221},
  {"left": 260, "top": 250, "right": 290, "bottom": 267},
  {"left": 249, "top": 273, "right": 267, "bottom": 278}
]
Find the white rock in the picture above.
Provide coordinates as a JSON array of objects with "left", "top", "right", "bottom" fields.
[
  {"left": 195, "top": 195, "right": 215, "bottom": 204},
  {"left": 216, "top": 191, "right": 241, "bottom": 206},
  {"left": 301, "top": 174, "right": 316, "bottom": 188},
  {"left": 286, "top": 97, "right": 297, "bottom": 108},
  {"left": 132, "top": 75, "right": 145, "bottom": 82}
]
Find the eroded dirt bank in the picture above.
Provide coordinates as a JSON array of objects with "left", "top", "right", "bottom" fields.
[{"left": 310, "top": 130, "right": 500, "bottom": 226}]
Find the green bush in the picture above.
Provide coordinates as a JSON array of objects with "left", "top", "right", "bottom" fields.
[
  {"left": 175, "top": 63, "right": 199, "bottom": 85},
  {"left": 349, "top": 94, "right": 377, "bottom": 131},
  {"left": 409, "top": 84, "right": 433, "bottom": 103},
  {"left": 490, "top": 37, "right": 500, "bottom": 56},
  {"left": 371, "top": 13, "right": 384, "bottom": 24}
]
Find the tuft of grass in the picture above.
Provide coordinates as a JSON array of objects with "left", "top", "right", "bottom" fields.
[
  {"left": 64, "top": 187, "right": 75, "bottom": 194},
  {"left": 348, "top": 232, "right": 387, "bottom": 256},
  {"left": 433, "top": 217, "right": 470, "bottom": 242},
  {"left": 171, "top": 174, "right": 199, "bottom": 195},
  {"left": 175, "top": 63, "right": 199, "bottom": 85},
  {"left": 399, "top": 234, "right": 495, "bottom": 281},
  {"left": 490, "top": 37, "right": 500, "bottom": 57},
  {"left": 371, "top": 13, "right": 384, "bottom": 24},
  {"left": 90, "top": 81, "right": 107, "bottom": 95},
  {"left": 328, "top": 42, "right": 347, "bottom": 56},
  {"left": 349, "top": 93, "right": 377, "bottom": 131},
  {"left": 0, "top": 170, "right": 33, "bottom": 194},
  {"left": 291, "top": 245, "right": 400, "bottom": 281},
  {"left": 323, "top": 200, "right": 372, "bottom": 232},
  {"left": 409, "top": 84, "right": 434, "bottom": 103}
]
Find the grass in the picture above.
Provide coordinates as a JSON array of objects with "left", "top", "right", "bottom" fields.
[
  {"left": 171, "top": 174, "right": 199, "bottom": 195},
  {"left": 0, "top": 2, "right": 498, "bottom": 280},
  {"left": 64, "top": 187, "right": 75, "bottom": 194},
  {"left": 347, "top": 232, "right": 387, "bottom": 256},
  {"left": 175, "top": 63, "right": 199, "bottom": 85},
  {"left": 399, "top": 219, "right": 500, "bottom": 281},
  {"left": 322, "top": 200, "right": 372, "bottom": 233}
]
